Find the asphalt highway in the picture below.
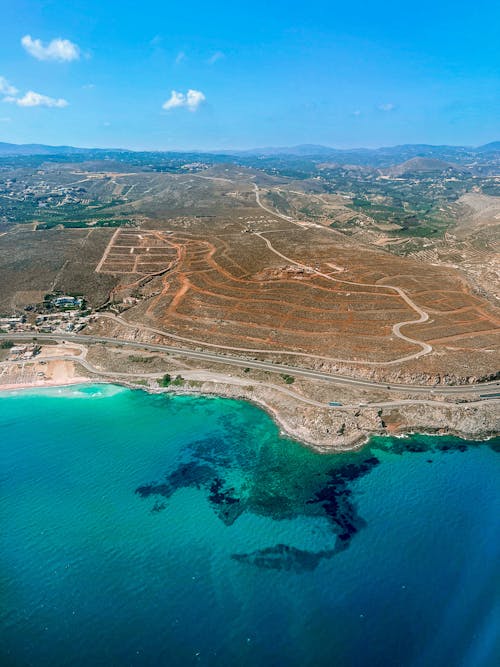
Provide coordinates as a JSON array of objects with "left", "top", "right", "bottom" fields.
[{"left": 1, "top": 332, "right": 498, "bottom": 397}]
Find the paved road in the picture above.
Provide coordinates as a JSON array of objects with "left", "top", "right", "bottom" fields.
[
  {"left": 2, "top": 353, "right": 499, "bottom": 411},
  {"left": 1, "top": 333, "right": 498, "bottom": 397}
]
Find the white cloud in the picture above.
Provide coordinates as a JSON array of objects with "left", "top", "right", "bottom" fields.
[
  {"left": 378, "top": 103, "right": 396, "bottom": 112},
  {"left": 21, "top": 35, "right": 80, "bottom": 62},
  {"left": 162, "top": 89, "right": 206, "bottom": 112},
  {"left": 1, "top": 74, "right": 68, "bottom": 108},
  {"left": 162, "top": 90, "right": 186, "bottom": 110},
  {"left": 186, "top": 89, "right": 205, "bottom": 111},
  {"left": 175, "top": 51, "right": 186, "bottom": 65},
  {"left": 5, "top": 90, "right": 68, "bottom": 108},
  {"left": 0, "top": 76, "right": 18, "bottom": 96},
  {"left": 82, "top": 83, "right": 95, "bottom": 89},
  {"left": 207, "top": 51, "right": 224, "bottom": 65},
  {"left": 352, "top": 109, "right": 361, "bottom": 116},
  {"left": 0, "top": 116, "right": 11, "bottom": 122}
]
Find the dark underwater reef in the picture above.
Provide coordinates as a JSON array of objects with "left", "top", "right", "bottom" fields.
[{"left": 135, "top": 433, "right": 499, "bottom": 572}]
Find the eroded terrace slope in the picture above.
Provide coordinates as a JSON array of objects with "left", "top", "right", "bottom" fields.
[{"left": 90, "top": 184, "right": 499, "bottom": 382}]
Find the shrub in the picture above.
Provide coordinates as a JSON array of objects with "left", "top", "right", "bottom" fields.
[{"left": 159, "top": 373, "right": 171, "bottom": 387}]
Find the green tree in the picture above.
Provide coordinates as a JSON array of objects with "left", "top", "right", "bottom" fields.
[{"left": 159, "top": 373, "right": 171, "bottom": 387}]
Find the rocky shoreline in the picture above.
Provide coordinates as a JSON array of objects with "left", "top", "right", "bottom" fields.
[
  {"left": 1, "top": 350, "right": 497, "bottom": 453},
  {"left": 109, "top": 376, "right": 499, "bottom": 453}
]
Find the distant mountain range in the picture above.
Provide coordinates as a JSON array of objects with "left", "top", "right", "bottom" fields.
[
  {"left": 233, "top": 142, "right": 500, "bottom": 157},
  {"left": 0, "top": 142, "right": 97, "bottom": 156},
  {"left": 232, "top": 143, "right": 500, "bottom": 166},
  {"left": 0, "top": 140, "right": 498, "bottom": 166}
]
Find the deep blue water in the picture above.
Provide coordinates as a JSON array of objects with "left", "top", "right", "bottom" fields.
[{"left": 0, "top": 384, "right": 499, "bottom": 667}]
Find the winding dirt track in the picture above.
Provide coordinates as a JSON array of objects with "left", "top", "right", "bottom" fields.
[
  {"left": 251, "top": 182, "right": 433, "bottom": 362},
  {"left": 253, "top": 228, "right": 432, "bottom": 365},
  {"left": 97, "top": 178, "right": 436, "bottom": 366},
  {"left": 253, "top": 183, "right": 306, "bottom": 228}
]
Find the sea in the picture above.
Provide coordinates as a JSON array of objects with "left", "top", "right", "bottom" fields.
[{"left": 1, "top": 384, "right": 499, "bottom": 667}]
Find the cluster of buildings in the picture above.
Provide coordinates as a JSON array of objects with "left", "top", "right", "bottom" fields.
[
  {"left": 0, "top": 315, "right": 26, "bottom": 331},
  {"left": 1, "top": 178, "right": 88, "bottom": 204},
  {"left": 0, "top": 295, "right": 91, "bottom": 335},
  {"left": 8, "top": 343, "right": 40, "bottom": 361},
  {"left": 35, "top": 310, "right": 89, "bottom": 334},
  {"left": 180, "top": 162, "right": 210, "bottom": 171}
]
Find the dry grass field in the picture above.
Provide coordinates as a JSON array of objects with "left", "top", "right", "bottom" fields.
[
  {"left": 0, "top": 227, "right": 117, "bottom": 310},
  {"left": 107, "top": 213, "right": 499, "bottom": 374},
  {"left": 135, "top": 232, "right": 414, "bottom": 361},
  {"left": 1, "top": 166, "right": 498, "bottom": 380}
]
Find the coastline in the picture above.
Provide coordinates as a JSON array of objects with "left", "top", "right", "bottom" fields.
[
  {"left": 1, "top": 373, "right": 497, "bottom": 453},
  {"left": 0, "top": 377, "right": 92, "bottom": 393}
]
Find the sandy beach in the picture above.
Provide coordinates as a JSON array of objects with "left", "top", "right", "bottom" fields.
[
  {"left": 0, "top": 377, "right": 92, "bottom": 392},
  {"left": 0, "top": 355, "right": 91, "bottom": 393}
]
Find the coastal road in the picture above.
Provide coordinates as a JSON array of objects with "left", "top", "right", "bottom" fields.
[
  {"left": 1, "top": 333, "right": 498, "bottom": 398},
  {"left": 1, "top": 354, "right": 499, "bottom": 412}
]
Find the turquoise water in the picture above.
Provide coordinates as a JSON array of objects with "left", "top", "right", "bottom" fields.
[{"left": 0, "top": 384, "right": 499, "bottom": 667}]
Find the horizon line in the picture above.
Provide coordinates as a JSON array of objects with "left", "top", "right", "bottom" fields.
[{"left": 1, "top": 139, "right": 499, "bottom": 154}]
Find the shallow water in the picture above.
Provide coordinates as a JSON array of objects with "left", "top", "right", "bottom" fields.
[{"left": 1, "top": 385, "right": 499, "bottom": 666}]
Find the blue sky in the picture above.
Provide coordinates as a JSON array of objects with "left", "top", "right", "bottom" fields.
[{"left": 0, "top": 0, "right": 498, "bottom": 150}]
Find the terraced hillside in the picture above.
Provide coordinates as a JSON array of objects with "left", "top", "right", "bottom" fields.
[{"left": 0, "top": 155, "right": 498, "bottom": 382}]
